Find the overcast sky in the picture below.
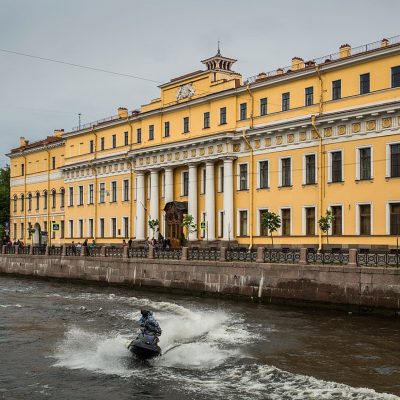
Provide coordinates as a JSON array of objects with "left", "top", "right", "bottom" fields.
[{"left": 1, "top": 0, "right": 400, "bottom": 166}]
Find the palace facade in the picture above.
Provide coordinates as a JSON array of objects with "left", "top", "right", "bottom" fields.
[{"left": 7, "top": 36, "right": 400, "bottom": 248}]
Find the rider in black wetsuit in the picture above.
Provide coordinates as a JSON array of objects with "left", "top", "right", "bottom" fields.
[{"left": 139, "top": 310, "right": 162, "bottom": 337}]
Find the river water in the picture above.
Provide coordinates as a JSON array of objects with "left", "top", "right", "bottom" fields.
[{"left": 0, "top": 275, "right": 399, "bottom": 400}]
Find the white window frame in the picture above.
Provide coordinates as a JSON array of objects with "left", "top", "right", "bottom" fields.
[
  {"left": 88, "top": 218, "right": 94, "bottom": 238},
  {"left": 237, "top": 162, "right": 249, "bottom": 191},
  {"left": 302, "top": 153, "right": 317, "bottom": 185},
  {"left": 68, "top": 219, "right": 74, "bottom": 238},
  {"left": 356, "top": 202, "right": 373, "bottom": 235},
  {"left": 386, "top": 142, "right": 400, "bottom": 178},
  {"left": 110, "top": 217, "right": 117, "bottom": 238},
  {"left": 302, "top": 205, "right": 317, "bottom": 236},
  {"left": 111, "top": 181, "right": 117, "bottom": 202},
  {"left": 123, "top": 179, "right": 129, "bottom": 202},
  {"left": 88, "top": 183, "right": 94, "bottom": 204},
  {"left": 257, "top": 207, "right": 269, "bottom": 236},
  {"left": 280, "top": 207, "right": 292, "bottom": 236},
  {"left": 122, "top": 216, "right": 129, "bottom": 238},
  {"left": 181, "top": 170, "right": 189, "bottom": 197},
  {"left": 279, "top": 157, "right": 292, "bottom": 187},
  {"left": 68, "top": 187, "right": 74, "bottom": 206},
  {"left": 99, "top": 182, "right": 105, "bottom": 203},
  {"left": 356, "top": 145, "right": 373, "bottom": 180},
  {"left": 328, "top": 149, "right": 344, "bottom": 183},
  {"left": 236, "top": 208, "right": 249, "bottom": 237},
  {"left": 78, "top": 185, "right": 84, "bottom": 206},
  {"left": 78, "top": 219, "right": 83, "bottom": 238},
  {"left": 99, "top": 218, "right": 105, "bottom": 238},
  {"left": 328, "top": 203, "right": 344, "bottom": 235},
  {"left": 386, "top": 201, "right": 400, "bottom": 235},
  {"left": 257, "top": 159, "right": 270, "bottom": 189}
]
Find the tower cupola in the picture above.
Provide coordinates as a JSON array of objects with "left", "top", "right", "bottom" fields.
[{"left": 201, "top": 43, "right": 237, "bottom": 72}]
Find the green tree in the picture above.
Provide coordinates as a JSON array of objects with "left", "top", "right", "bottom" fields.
[
  {"left": 148, "top": 218, "right": 159, "bottom": 239},
  {"left": 181, "top": 214, "right": 197, "bottom": 241},
  {"left": 318, "top": 210, "right": 335, "bottom": 248},
  {"left": 0, "top": 166, "right": 10, "bottom": 239},
  {"left": 260, "top": 211, "right": 281, "bottom": 246}
]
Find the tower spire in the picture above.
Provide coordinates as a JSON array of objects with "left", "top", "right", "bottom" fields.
[{"left": 217, "top": 40, "right": 221, "bottom": 56}]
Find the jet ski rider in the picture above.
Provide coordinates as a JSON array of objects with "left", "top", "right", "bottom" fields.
[{"left": 139, "top": 310, "right": 162, "bottom": 338}]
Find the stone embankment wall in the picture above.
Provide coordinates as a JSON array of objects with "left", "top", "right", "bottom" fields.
[{"left": 0, "top": 253, "right": 399, "bottom": 314}]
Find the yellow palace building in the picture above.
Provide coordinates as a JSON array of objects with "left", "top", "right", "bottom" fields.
[{"left": 7, "top": 36, "right": 400, "bottom": 248}]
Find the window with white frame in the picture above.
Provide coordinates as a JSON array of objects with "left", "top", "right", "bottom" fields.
[
  {"left": 78, "top": 186, "right": 84, "bottom": 205},
  {"left": 111, "top": 218, "right": 117, "bottom": 238},
  {"left": 304, "top": 207, "right": 316, "bottom": 235},
  {"left": 68, "top": 220, "right": 74, "bottom": 238},
  {"left": 281, "top": 208, "right": 291, "bottom": 236},
  {"left": 123, "top": 217, "right": 129, "bottom": 238},
  {"left": 182, "top": 171, "right": 189, "bottom": 196},
  {"left": 357, "top": 147, "right": 372, "bottom": 180},
  {"left": 304, "top": 154, "right": 316, "bottom": 184},
  {"left": 390, "top": 144, "right": 400, "bottom": 178},
  {"left": 239, "top": 164, "right": 248, "bottom": 190},
  {"left": 111, "top": 181, "right": 117, "bottom": 202},
  {"left": 358, "top": 204, "right": 371, "bottom": 235},
  {"left": 331, "top": 205, "right": 343, "bottom": 235},
  {"left": 259, "top": 160, "right": 269, "bottom": 189},
  {"left": 99, "top": 218, "right": 105, "bottom": 238},
  {"left": 123, "top": 179, "right": 129, "bottom": 201},
  {"left": 280, "top": 158, "right": 291, "bottom": 187},
  {"left": 238, "top": 210, "right": 248, "bottom": 236},
  {"left": 389, "top": 203, "right": 400, "bottom": 235},
  {"left": 78, "top": 219, "right": 83, "bottom": 238},
  {"left": 330, "top": 151, "right": 343, "bottom": 183},
  {"left": 88, "top": 184, "right": 94, "bottom": 204},
  {"left": 88, "top": 219, "right": 94, "bottom": 238},
  {"left": 69, "top": 187, "right": 74, "bottom": 206},
  {"left": 259, "top": 209, "right": 269, "bottom": 236},
  {"left": 99, "top": 183, "right": 105, "bottom": 203}
]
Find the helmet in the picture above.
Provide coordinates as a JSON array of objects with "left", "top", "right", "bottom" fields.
[{"left": 140, "top": 309, "right": 150, "bottom": 317}]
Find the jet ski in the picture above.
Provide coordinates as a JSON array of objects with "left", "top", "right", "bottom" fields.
[{"left": 128, "top": 329, "right": 161, "bottom": 360}]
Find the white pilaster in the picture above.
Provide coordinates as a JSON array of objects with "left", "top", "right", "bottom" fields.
[
  {"left": 149, "top": 170, "right": 159, "bottom": 221},
  {"left": 223, "top": 158, "right": 234, "bottom": 241},
  {"left": 188, "top": 164, "right": 198, "bottom": 241},
  {"left": 205, "top": 161, "right": 216, "bottom": 241},
  {"left": 135, "top": 172, "right": 145, "bottom": 241},
  {"left": 164, "top": 168, "right": 174, "bottom": 204}
]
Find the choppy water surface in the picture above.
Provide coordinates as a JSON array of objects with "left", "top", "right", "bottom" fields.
[{"left": 0, "top": 275, "right": 399, "bottom": 400}]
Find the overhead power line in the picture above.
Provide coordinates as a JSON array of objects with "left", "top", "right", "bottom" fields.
[{"left": 0, "top": 48, "right": 163, "bottom": 84}]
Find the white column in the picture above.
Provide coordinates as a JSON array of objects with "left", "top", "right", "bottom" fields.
[
  {"left": 205, "top": 161, "right": 215, "bottom": 241},
  {"left": 223, "top": 158, "right": 234, "bottom": 241},
  {"left": 135, "top": 171, "right": 145, "bottom": 241},
  {"left": 164, "top": 167, "right": 174, "bottom": 204},
  {"left": 188, "top": 164, "right": 198, "bottom": 241},
  {"left": 149, "top": 170, "right": 159, "bottom": 222}
]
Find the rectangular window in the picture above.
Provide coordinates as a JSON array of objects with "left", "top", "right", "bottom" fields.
[
  {"left": 260, "top": 98, "right": 267, "bottom": 116},
  {"left": 202, "top": 168, "right": 206, "bottom": 194},
  {"left": 137, "top": 128, "right": 142, "bottom": 143},
  {"left": 281, "top": 158, "right": 291, "bottom": 187},
  {"left": 124, "top": 131, "right": 129, "bottom": 146},
  {"left": 390, "top": 144, "right": 400, "bottom": 177},
  {"left": 240, "top": 103, "right": 247, "bottom": 120},
  {"left": 259, "top": 209, "right": 269, "bottom": 236},
  {"left": 89, "top": 140, "right": 94, "bottom": 153},
  {"left": 164, "top": 121, "right": 170, "bottom": 137},
  {"left": 239, "top": 164, "right": 248, "bottom": 190},
  {"left": 78, "top": 186, "right": 84, "bottom": 205},
  {"left": 44, "top": 221, "right": 47, "bottom": 235},
  {"left": 69, "top": 220, "right": 74, "bottom": 238},
  {"left": 331, "top": 151, "right": 343, "bottom": 182},
  {"left": 332, "top": 80, "right": 341, "bottom": 100},
  {"left": 149, "top": 125, "right": 154, "bottom": 140},
  {"left": 69, "top": 187, "right": 74, "bottom": 206},
  {"left": 88, "top": 219, "right": 93, "bottom": 238},
  {"left": 123, "top": 217, "right": 129, "bottom": 238},
  {"left": 112, "top": 134, "right": 116, "bottom": 148},
  {"left": 13, "top": 223, "right": 16, "bottom": 240},
  {"left": 111, "top": 218, "right": 117, "bottom": 238},
  {"left": 360, "top": 73, "right": 370, "bottom": 94},
  {"left": 60, "top": 220, "right": 65, "bottom": 239},
  {"left": 99, "top": 218, "right": 105, "bottom": 238},
  {"left": 331, "top": 206, "right": 343, "bottom": 235},
  {"left": 219, "top": 211, "right": 224, "bottom": 238},
  {"left": 99, "top": 183, "right": 105, "bottom": 203},
  {"left": 390, "top": 203, "right": 400, "bottom": 235},
  {"left": 100, "top": 137, "right": 105, "bottom": 151},
  {"left": 391, "top": 66, "right": 400, "bottom": 88},
  {"left": 259, "top": 161, "right": 269, "bottom": 188},
  {"left": 305, "top": 87, "right": 313, "bottom": 106},
  {"left": 20, "top": 222, "right": 24, "bottom": 240},
  {"left": 28, "top": 223, "right": 32, "bottom": 239},
  {"left": 78, "top": 219, "right": 83, "bottom": 238},
  {"left": 219, "top": 166, "right": 224, "bottom": 192},
  {"left": 183, "top": 117, "right": 189, "bottom": 133},
  {"left": 282, "top": 92, "right": 290, "bottom": 111},
  {"left": 20, "top": 195, "right": 25, "bottom": 212},
  {"left": 220, "top": 107, "right": 227, "bottom": 124},
  {"left": 203, "top": 112, "right": 210, "bottom": 129},
  {"left": 281, "top": 209, "right": 291, "bottom": 236},
  {"left": 359, "top": 204, "right": 371, "bottom": 235},
  {"left": 43, "top": 191, "right": 47, "bottom": 210},
  {"left": 305, "top": 207, "right": 315, "bottom": 235},
  {"left": 21, "top": 164, "right": 24, "bottom": 176},
  {"left": 89, "top": 184, "right": 94, "bottom": 204},
  {"left": 60, "top": 189, "right": 65, "bottom": 208},
  {"left": 51, "top": 156, "right": 56, "bottom": 170},
  {"left": 239, "top": 210, "right": 248, "bottom": 236},
  {"left": 182, "top": 171, "right": 189, "bottom": 196},
  {"left": 111, "top": 181, "right": 117, "bottom": 202},
  {"left": 123, "top": 179, "right": 129, "bottom": 201},
  {"left": 359, "top": 147, "right": 371, "bottom": 180},
  {"left": 305, "top": 154, "right": 316, "bottom": 184}
]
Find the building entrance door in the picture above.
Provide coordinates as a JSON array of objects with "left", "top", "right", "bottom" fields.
[{"left": 164, "top": 201, "right": 188, "bottom": 248}]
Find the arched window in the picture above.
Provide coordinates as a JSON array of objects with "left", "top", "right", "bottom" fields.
[
  {"left": 35, "top": 192, "right": 40, "bottom": 210},
  {"left": 60, "top": 188, "right": 65, "bottom": 208},
  {"left": 13, "top": 195, "right": 17, "bottom": 213},
  {"left": 27, "top": 193, "right": 32, "bottom": 211},
  {"left": 51, "top": 189, "right": 56, "bottom": 209},
  {"left": 43, "top": 190, "right": 48, "bottom": 210},
  {"left": 20, "top": 194, "right": 24, "bottom": 212}
]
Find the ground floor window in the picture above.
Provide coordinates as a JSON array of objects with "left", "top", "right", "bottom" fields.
[
  {"left": 359, "top": 204, "right": 371, "bottom": 235},
  {"left": 331, "top": 206, "right": 342, "bottom": 235},
  {"left": 390, "top": 203, "right": 400, "bottom": 235},
  {"left": 259, "top": 209, "right": 269, "bottom": 236},
  {"left": 305, "top": 207, "right": 315, "bottom": 235},
  {"left": 281, "top": 209, "right": 291, "bottom": 236},
  {"left": 239, "top": 210, "right": 248, "bottom": 236}
]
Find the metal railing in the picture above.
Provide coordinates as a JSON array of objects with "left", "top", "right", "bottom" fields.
[
  {"left": 65, "top": 245, "right": 81, "bottom": 256},
  {"left": 128, "top": 247, "right": 148, "bottom": 258},
  {"left": 306, "top": 249, "right": 349, "bottom": 265},
  {"left": 357, "top": 250, "right": 400, "bottom": 268},
  {"left": 17, "top": 245, "right": 30, "bottom": 255},
  {"left": 263, "top": 248, "right": 300, "bottom": 264},
  {"left": 188, "top": 247, "right": 220, "bottom": 261},
  {"left": 226, "top": 248, "right": 257, "bottom": 262},
  {"left": 32, "top": 245, "right": 46, "bottom": 256},
  {"left": 3, "top": 245, "right": 16, "bottom": 254},
  {"left": 87, "top": 246, "right": 102, "bottom": 257},
  {"left": 154, "top": 248, "right": 182, "bottom": 260},
  {"left": 105, "top": 246, "right": 123, "bottom": 258},
  {"left": 48, "top": 246, "right": 62, "bottom": 256}
]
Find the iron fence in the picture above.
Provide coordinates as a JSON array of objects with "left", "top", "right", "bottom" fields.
[
  {"left": 154, "top": 248, "right": 182, "bottom": 260},
  {"left": 263, "top": 248, "right": 300, "bottom": 264},
  {"left": 17, "top": 245, "right": 30, "bottom": 255},
  {"left": 306, "top": 249, "right": 349, "bottom": 265},
  {"left": 87, "top": 246, "right": 102, "bottom": 257},
  {"left": 188, "top": 247, "right": 220, "bottom": 261},
  {"left": 226, "top": 248, "right": 257, "bottom": 262},
  {"left": 48, "top": 246, "right": 62, "bottom": 256},
  {"left": 105, "top": 246, "right": 123, "bottom": 258},
  {"left": 65, "top": 245, "right": 81, "bottom": 256},
  {"left": 128, "top": 247, "right": 148, "bottom": 258},
  {"left": 32, "top": 245, "right": 46, "bottom": 256},
  {"left": 357, "top": 250, "right": 400, "bottom": 268},
  {"left": 3, "top": 245, "right": 16, "bottom": 254}
]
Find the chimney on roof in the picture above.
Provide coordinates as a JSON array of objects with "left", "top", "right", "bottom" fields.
[
  {"left": 339, "top": 44, "right": 351, "bottom": 59},
  {"left": 381, "top": 38, "right": 389, "bottom": 48},
  {"left": 54, "top": 129, "right": 64, "bottom": 138},
  {"left": 276, "top": 68, "right": 284, "bottom": 75},
  {"left": 19, "top": 137, "right": 29, "bottom": 147},
  {"left": 291, "top": 57, "right": 305, "bottom": 71},
  {"left": 118, "top": 107, "right": 129, "bottom": 119}
]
